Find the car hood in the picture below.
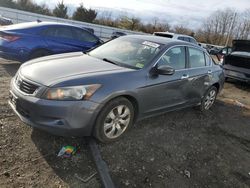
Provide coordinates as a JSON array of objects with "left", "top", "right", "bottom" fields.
[
  {"left": 232, "top": 40, "right": 250, "bottom": 53},
  {"left": 20, "top": 52, "right": 125, "bottom": 86}
]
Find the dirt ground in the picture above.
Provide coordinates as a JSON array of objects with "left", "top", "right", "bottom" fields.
[{"left": 0, "top": 58, "right": 250, "bottom": 188}]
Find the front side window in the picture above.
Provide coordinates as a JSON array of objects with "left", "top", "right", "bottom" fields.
[
  {"left": 188, "top": 47, "right": 206, "bottom": 68},
  {"left": 157, "top": 46, "right": 186, "bottom": 70},
  {"left": 89, "top": 37, "right": 162, "bottom": 69},
  {"left": 189, "top": 38, "right": 197, "bottom": 44},
  {"left": 72, "top": 28, "right": 98, "bottom": 43}
]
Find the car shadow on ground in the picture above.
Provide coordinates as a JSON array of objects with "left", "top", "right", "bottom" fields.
[
  {"left": 30, "top": 101, "right": 250, "bottom": 187},
  {"left": 225, "top": 79, "right": 250, "bottom": 92},
  {"left": 1, "top": 61, "right": 20, "bottom": 77},
  {"left": 99, "top": 102, "right": 250, "bottom": 187},
  {"left": 31, "top": 130, "right": 101, "bottom": 187}
]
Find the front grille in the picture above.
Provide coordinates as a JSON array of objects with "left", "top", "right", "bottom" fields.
[{"left": 15, "top": 75, "right": 39, "bottom": 94}]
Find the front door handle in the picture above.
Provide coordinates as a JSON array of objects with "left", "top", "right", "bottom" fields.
[
  {"left": 207, "top": 70, "right": 212, "bottom": 74},
  {"left": 181, "top": 74, "right": 189, "bottom": 79}
]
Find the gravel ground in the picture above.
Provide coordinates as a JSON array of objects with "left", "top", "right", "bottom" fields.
[{"left": 0, "top": 58, "right": 250, "bottom": 188}]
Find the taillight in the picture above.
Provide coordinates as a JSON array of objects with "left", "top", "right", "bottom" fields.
[{"left": 0, "top": 34, "right": 20, "bottom": 42}]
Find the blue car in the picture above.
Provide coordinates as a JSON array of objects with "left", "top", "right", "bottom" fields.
[{"left": 0, "top": 21, "right": 102, "bottom": 62}]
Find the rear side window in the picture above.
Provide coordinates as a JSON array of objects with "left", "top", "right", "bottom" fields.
[
  {"left": 177, "top": 36, "right": 184, "bottom": 41},
  {"left": 157, "top": 46, "right": 186, "bottom": 70},
  {"left": 188, "top": 47, "right": 206, "bottom": 68},
  {"left": 72, "top": 28, "right": 98, "bottom": 43}
]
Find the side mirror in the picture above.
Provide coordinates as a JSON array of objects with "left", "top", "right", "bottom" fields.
[{"left": 156, "top": 65, "right": 175, "bottom": 75}]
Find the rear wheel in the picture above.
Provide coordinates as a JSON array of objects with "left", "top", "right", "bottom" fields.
[
  {"left": 94, "top": 97, "right": 134, "bottom": 143},
  {"left": 200, "top": 86, "right": 218, "bottom": 111},
  {"left": 29, "top": 49, "right": 51, "bottom": 60}
]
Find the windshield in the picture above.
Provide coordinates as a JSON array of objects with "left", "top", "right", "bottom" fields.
[{"left": 89, "top": 37, "right": 162, "bottom": 69}]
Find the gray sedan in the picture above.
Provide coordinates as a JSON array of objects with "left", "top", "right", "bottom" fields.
[{"left": 9, "top": 35, "right": 224, "bottom": 143}]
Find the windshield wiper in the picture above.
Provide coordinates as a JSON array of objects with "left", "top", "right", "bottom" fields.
[
  {"left": 102, "top": 58, "right": 139, "bottom": 70},
  {"left": 102, "top": 58, "right": 120, "bottom": 66}
]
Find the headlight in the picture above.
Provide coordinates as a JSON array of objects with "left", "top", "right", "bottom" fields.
[{"left": 44, "top": 84, "right": 101, "bottom": 100}]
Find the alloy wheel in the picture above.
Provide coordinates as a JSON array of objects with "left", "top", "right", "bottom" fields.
[
  {"left": 204, "top": 89, "right": 216, "bottom": 110},
  {"left": 103, "top": 105, "right": 131, "bottom": 139}
]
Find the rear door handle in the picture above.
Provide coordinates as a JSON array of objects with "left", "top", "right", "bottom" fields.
[
  {"left": 207, "top": 70, "right": 212, "bottom": 74},
  {"left": 181, "top": 74, "right": 189, "bottom": 79}
]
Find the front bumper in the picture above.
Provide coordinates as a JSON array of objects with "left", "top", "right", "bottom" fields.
[{"left": 9, "top": 79, "right": 103, "bottom": 137}]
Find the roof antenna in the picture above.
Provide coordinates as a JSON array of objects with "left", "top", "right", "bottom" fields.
[{"left": 37, "top": 19, "right": 42, "bottom": 23}]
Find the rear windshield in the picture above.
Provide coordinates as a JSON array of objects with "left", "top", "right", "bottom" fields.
[{"left": 154, "top": 33, "right": 173, "bottom": 38}]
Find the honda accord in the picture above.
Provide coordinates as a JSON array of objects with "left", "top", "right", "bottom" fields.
[{"left": 9, "top": 35, "right": 224, "bottom": 143}]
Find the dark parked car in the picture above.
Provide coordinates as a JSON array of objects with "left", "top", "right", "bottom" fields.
[
  {"left": 9, "top": 35, "right": 224, "bottom": 143},
  {"left": 0, "top": 15, "right": 13, "bottom": 26},
  {"left": 111, "top": 31, "right": 126, "bottom": 39},
  {"left": 0, "top": 21, "right": 102, "bottom": 62},
  {"left": 223, "top": 40, "right": 250, "bottom": 82}
]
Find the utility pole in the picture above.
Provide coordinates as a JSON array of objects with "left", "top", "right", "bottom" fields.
[{"left": 225, "top": 12, "right": 237, "bottom": 47}]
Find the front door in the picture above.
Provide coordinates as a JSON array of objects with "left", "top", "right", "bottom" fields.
[{"left": 141, "top": 46, "right": 192, "bottom": 116}]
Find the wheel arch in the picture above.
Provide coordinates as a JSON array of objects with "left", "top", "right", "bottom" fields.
[
  {"left": 211, "top": 82, "right": 220, "bottom": 92},
  {"left": 91, "top": 93, "right": 140, "bottom": 134}
]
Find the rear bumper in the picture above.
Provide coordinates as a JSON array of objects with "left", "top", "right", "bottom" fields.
[
  {"left": 224, "top": 68, "right": 250, "bottom": 82},
  {"left": 9, "top": 79, "right": 103, "bottom": 137}
]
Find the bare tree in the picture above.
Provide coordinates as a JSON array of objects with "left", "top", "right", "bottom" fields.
[{"left": 200, "top": 8, "right": 236, "bottom": 45}]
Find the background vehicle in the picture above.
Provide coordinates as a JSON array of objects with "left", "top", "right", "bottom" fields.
[
  {"left": 110, "top": 31, "right": 127, "bottom": 39},
  {"left": 223, "top": 40, "right": 250, "bottom": 82},
  {"left": 9, "top": 35, "right": 224, "bottom": 143},
  {"left": 153, "top": 31, "right": 198, "bottom": 45},
  {"left": 0, "top": 15, "right": 13, "bottom": 26},
  {"left": 0, "top": 21, "right": 102, "bottom": 62}
]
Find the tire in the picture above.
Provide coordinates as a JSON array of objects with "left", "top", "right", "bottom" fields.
[
  {"left": 94, "top": 97, "right": 135, "bottom": 143},
  {"left": 29, "top": 49, "right": 51, "bottom": 60},
  {"left": 200, "top": 86, "right": 218, "bottom": 111}
]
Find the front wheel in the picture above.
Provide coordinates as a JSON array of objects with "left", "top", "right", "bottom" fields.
[
  {"left": 94, "top": 97, "right": 135, "bottom": 143},
  {"left": 200, "top": 86, "right": 218, "bottom": 111}
]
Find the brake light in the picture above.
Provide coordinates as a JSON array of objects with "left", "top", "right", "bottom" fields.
[{"left": 0, "top": 34, "right": 20, "bottom": 42}]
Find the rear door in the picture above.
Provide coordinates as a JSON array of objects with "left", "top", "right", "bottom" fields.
[{"left": 187, "top": 47, "right": 212, "bottom": 103}]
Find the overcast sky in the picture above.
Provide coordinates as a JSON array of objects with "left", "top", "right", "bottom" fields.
[{"left": 35, "top": 0, "right": 250, "bottom": 28}]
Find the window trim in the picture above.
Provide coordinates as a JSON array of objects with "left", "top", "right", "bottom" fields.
[{"left": 153, "top": 44, "right": 212, "bottom": 70}]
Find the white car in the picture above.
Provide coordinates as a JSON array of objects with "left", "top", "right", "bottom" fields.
[{"left": 153, "top": 32, "right": 198, "bottom": 45}]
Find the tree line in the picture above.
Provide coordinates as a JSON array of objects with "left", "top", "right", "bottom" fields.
[{"left": 1, "top": 0, "right": 249, "bottom": 46}]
